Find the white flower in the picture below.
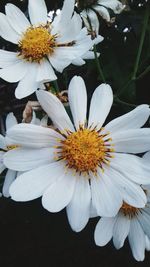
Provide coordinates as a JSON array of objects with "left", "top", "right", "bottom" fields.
[
  {"left": 0, "top": 113, "right": 18, "bottom": 197},
  {"left": 94, "top": 172, "right": 150, "bottom": 262},
  {"left": 80, "top": 0, "right": 125, "bottom": 33},
  {"left": 4, "top": 76, "right": 150, "bottom": 232},
  {"left": 0, "top": 0, "right": 102, "bottom": 99}
]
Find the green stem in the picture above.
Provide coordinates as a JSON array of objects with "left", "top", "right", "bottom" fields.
[
  {"left": 116, "top": 79, "right": 132, "bottom": 97},
  {"left": 136, "top": 65, "right": 150, "bottom": 80},
  {"left": 93, "top": 45, "right": 106, "bottom": 83},
  {"left": 132, "top": 7, "right": 149, "bottom": 80},
  {"left": 52, "top": 80, "right": 60, "bottom": 93},
  {"left": 86, "top": 14, "right": 106, "bottom": 83}
]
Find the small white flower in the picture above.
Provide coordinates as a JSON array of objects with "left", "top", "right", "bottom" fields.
[
  {"left": 94, "top": 185, "right": 150, "bottom": 261},
  {"left": 80, "top": 0, "right": 125, "bottom": 33},
  {"left": 0, "top": 113, "right": 18, "bottom": 198},
  {"left": 4, "top": 76, "right": 150, "bottom": 232},
  {"left": 0, "top": 0, "right": 102, "bottom": 99}
]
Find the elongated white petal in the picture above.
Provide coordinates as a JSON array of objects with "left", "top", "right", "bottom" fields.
[
  {"left": 5, "top": 4, "right": 30, "bottom": 34},
  {"left": 28, "top": 0, "right": 48, "bottom": 25},
  {"left": 112, "top": 128, "right": 150, "bottom": 153},
  {"left": 42, "top": 170, "right": 76, "bottom": 212},
  {"left": 110, "top": 153, "right": 150, "bottom": 185},
  {"left": 6, "top": 113, "right": 17, "bottom": 130},
  {"left": 0, "top": 13, "right": 20, "bottom": 43},
  {"left": 113, "top": 213, "right": 130, "bottom": 249},
  {"left": 68, "top": 76, "right": 87, "bottom": 129},
  {"left": 82, "top": 9, "right": 100, "bottom": 33},
  {"left": 0, "top": 50, "right": 19, "bottom": 68},
  {"left": 106, "top": 105, "right": 150, "bottom": 133},
  {"left": 66, "top": 176, "right": 91, "bottom": 232},
  {"left": 137, "top": 211, "right": 150, "bottom": 240},
  {"left": 0, "top": 135, "right": 6, "bottom": 149},
  {"left": 128, "top": 218, "right": 145, "bottom": 261},
  {"left": 36, "top": 60, "right": 57, "bottom": 82},
  {"left": 15, "top": 63, "right": 39, "bottom": 99},
  {"left": 2, "top": 169, "right": 17, "bottom": 198},
  {"left": 56, "top": 0, "right": 75, "bottom": 32},
  {"left": 9, "top": 161, "right": 65, "bottom": 201},
  {"left": 94, "top": 217, "right": 116, "bottom": 246},
  {"left": 0, "top": 151, "right": 5, "bottom": 174},
  {"left": 94, "top": 5, "right": 110, "bottom": 21},
  {"left": 88, "top": 84, "right": 113, "bottom": 130},
  {"left": 98, "top": 0, "right": 124, "bottom": 14},
  {"left": 6, "top": 123, "right": 63, "bottom": 148},
  {"left": 91, "top": 170, "right": 122, "bottom": 217},
  {"left": 4, "top": 147, "right": 55, "bottom": 171},
  {"left": 143, "top": 151, "right": 150, "bottom": 162},
  {"left": 37, "top": 90, "right": 74, "bottom": 132},
  {"left": 109, "top": 165, "right": 147, "bottom": 208},
  {"left": 0, "top": 60, "right": 28, "bottom": 83},
  {"left": 145, "top": 236, "right": 150, "bottom": 251}
]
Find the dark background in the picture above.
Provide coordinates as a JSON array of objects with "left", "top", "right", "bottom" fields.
[{"left": 0, "top": 0, "right": 150, "bottom": 266}]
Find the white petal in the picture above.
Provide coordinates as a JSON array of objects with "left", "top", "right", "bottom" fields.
[
  {"left": 6, "top": 123, "right": 63, "bottom": 148},
  {"left": 105, "top": 105, "right": 150, "bottom": 133},
  {"left": 113, "top": 213, "right": 130, "bottom": 249},
  {"left": 68, "top": 76, "right": 87, "bottom": 129},
  {"left": 137, "top": 211, "right": 150, "bottom": 240},
  {"left": 66, "top": 176, "right": 91, "bottom": 232},
  {"left": 0, "top": 151, "right": 5, "bottom": 174},
  {"left": 81, "top": 9, "right": 100, "bottom": 33},
  {"left": 145, "top": 236, "right": 150, "bottom": 251},
  {"left": 90, "top": 201, "right": 98, "bottom": 218},
  {"left": 72, "top": 58, "right": 85, "bottom": 66},
  {"left": 112, "top": 128, "right": 150, "bottom": 153},
  {"left": 36, "top": 60, "right": 57, "bottom": 82},
  {"left": 143, "top": 151, "right": 150, "bottom": 162},
  {"left": 109, "top": 165, "right": 147, "bottom": 208},
  {"left": 0, "top": 135, "right": 6, "bottom": 149},
  {"left": 0, "top": 13, "right": 20, "bottom": 43},
  {"left": 110, "top": 153, "right": 150, "bottom": 185},
  {"left": 4, "top": 147, "right": 55, "bottom": 171},
  {"left": 2, "top": 169, "right": 17, "bottom": 198},
  {"left": 94, "top": 5, "right": 110, "bottom": 21},
  {"left": 98, "top": 0, "right": 124, "bottom": 14},
  {"left": 28, "top": 0, "right": 48, "bottom": 25},
  {"left": 88, "top": 84, "right": 113, "bottom": 130},
  {"left": 5, "top": 4, "right": 30, "bottom": 34},
  {"left": 15, "top": 63, "right": 39, "bottom": 99},
  {"left": 42, "top": 170, "right": 76, "bottom": 212},
  {"left": 128, "top": 218, "right": 145, "bottom": 261},
  {"left": 36, "top": 90, "right": 74, "bottom": 132},
  {"left": 6, "top": 112, "right": 18, "bottom": 130},
  {"left": 0, "top": 60, "right": 28, "bottom": 83},
  {"left": 55, "top": 0, "right": 75, "bottom": 33},
  {"left": 91, "top": 170, "right": 122, "bottom": 217},
  {"left": 0, "top": 50, "right": 19, "bottom": 68},
  {"left": 94, "top": 217, "right": 116, "bottom": 246},
  {"left": 9, "top": 161, "right": 64, "bottom": 201}
]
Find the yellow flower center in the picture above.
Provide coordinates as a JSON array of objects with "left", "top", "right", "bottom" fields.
[
  {"left": 18, "top": 26, "right": 56, "bottom": 62},
  {"left": 121, "top": 202, "right": 139, "bottom": 218},
  {"left": 6, "top": 145, "right": 19, "bottom": 151},
  {"left": 57, "top": 127, "right": 114, "bottom": 175}
]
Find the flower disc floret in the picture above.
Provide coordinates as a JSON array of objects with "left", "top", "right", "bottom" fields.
[
  {"left": 59, "top": 127, "right": 114, "bottom": 174},
  {"left": 18, "top": 26, "right": 56, "bottom": 62},
  {"left": 121, "top": 202, "right": 139, "bottom": 218}
]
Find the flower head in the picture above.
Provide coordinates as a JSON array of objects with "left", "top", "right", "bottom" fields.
[
  {"left": 4, "top": 76, "right": 150, "bottom": 232},
  {"left": 0, "top": 0, "right": 102, "bottom": 99},
  {"left": 94, "top": 167, "right": 150, "bottom": 262}
]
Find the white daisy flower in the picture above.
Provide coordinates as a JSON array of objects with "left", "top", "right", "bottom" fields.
[
  {"left": 0, "top": 113, "right": 18, "bottom": 197},
  {"left": 79, "top": 0, "right": 125, "bottom": 33},
  {"left": 94, "top": 179, "right": 150, "bottom": 261},
  {"left": 0, "top": 0, "right": 102, "bottom": 99},
  {"left": 3, "top": 76, "right": 150, "bottom": 232}
]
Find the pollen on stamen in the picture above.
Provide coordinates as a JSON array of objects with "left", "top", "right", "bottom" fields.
[
  {"left": 55, "top": 126, "right": 115, "bottom": 175},
  {"left": 18, "top": 25, "right": 56, "bottom": 62},
  {"left": 120, "top": 202, "right": 140, "bottom": 218}
]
